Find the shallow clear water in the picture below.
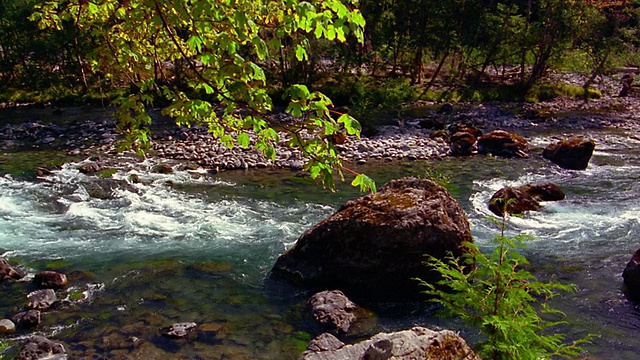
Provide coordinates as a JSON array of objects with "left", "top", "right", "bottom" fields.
[{"left": 1, "top": 129, "right": 640, "bottom": 358}]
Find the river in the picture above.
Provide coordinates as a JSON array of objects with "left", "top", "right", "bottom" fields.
[{"left": 1, "top": 125, "right": 639, "bottom": 358}]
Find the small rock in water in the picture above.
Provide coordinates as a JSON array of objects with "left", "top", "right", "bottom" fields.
[
  {"left": 0, "top": 257, "right": 22, "bottom": 281},
  {"left": 12, "top": 310, "right": 41, "bottom": 328},
  {"left": 0, "top": 318, "right": 16, "bottom": 333},
  {"left": 162, "top": 322, "right": 197, "bottom": 338},
  {"left": 26, "top": 289, "right": 57, "bottom": 311},
  {"left": 17, "top": 336, "right": 67, "bottom": 360},
  {"left": 33, "top": 271, "right": 68, "bottom": 289}
]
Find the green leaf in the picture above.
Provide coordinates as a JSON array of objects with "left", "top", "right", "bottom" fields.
[
  {"left": 237, "top": 132, "right": 250, "bottom": 148},
  {"left": 351, "top": 174, "right": 376, "bottom": 193},
  {"left": 337, "top": 114, "right": 362, "bottom": 136}
]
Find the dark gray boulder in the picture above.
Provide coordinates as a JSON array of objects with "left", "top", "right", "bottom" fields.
[
  {"left": 543, "top": 136, "right": 595, "bottom": 170},
  {"left": 271, "top": 178, "right": 473, "bottom": 299}
]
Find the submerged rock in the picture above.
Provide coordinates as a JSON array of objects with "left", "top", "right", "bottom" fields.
[
  {"left": 17, "top": 336, "right": 67, "bottom": 360},
  {"left": 299, "top": 327, "right": 480, "bottom": 360},
  {"left": 543, "top": 136, "right": 595, "bottom": 170},
  {"left": 308, "top": 290, "right": 357, "bottom": 333},
  {"left": 0, "top": 257, "right": 22, "bottom": 281},
  {"left": 0, "top": 318, "right": 16, "bottom": 333},
  {"left": 271, "top": 177, "right": 473, "bottom": 299},
  {"left": 26, "top": 289, "right": 57, "bottom": 311},
  {"left": 162, "top": 322, "right": 197, "bottom": 338},
  {"left": 12, "top": 310, "right": 41, "bottom": 328}
]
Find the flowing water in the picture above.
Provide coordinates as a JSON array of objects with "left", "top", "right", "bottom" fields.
[{"left": 1, "top": 127, "right": 640, "bottom": 358}]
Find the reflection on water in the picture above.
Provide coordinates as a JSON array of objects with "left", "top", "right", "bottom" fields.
[{"left": 1, "top": 131, "right": 640, "bottom": 358}]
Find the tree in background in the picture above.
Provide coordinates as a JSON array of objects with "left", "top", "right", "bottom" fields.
[{"left": 32, "top": 0, "right": 375, "bottom": 191}]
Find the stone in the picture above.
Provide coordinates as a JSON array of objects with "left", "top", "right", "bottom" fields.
[
  {"left": 519, "top": 182, "right": 565, "bottom": 202},
  {"left": 12, "top": 310, "right": 42, "bottom": 328},
  {"left": 0, "top": 257, "right": 22, "bottom": 281},
  {"left": 26, "top": 289, "right": 57, "bottom": 311},
  {"left": 477, "top": 129, "right": 529, "bottom": 158},
  {"left": 623, "top": 249, "right": 640, "bottom": 300},
  {"left": 77, "top": 162, "right": 102, "bottom": 175},
  {"left": 33, "top": 271, "right": 68, "bottom": 289},
  {"left": 0, "top": 318, "right": 16, "bottom": 333},
  {"left": 271, "top": 177, "right": 473, "bottom": 299},
  {"left": 162, "top": 322, "right": 197, "bottom": 338},
  {"left": 488, "top": 187, "right": 540, "bottom": 216},
  {"left": 543, "top": 136, "right": 595, "bottom": 170},
  {"left": 308, "top": 290, "right": 357, "bottom": 333},
  {"left": 17, "top": 336, "right": 67, "bottom": 360},
  {"left": 152, "top": 163, "right": 174, "bottom": 174},
  {"left": 449, "top": 131, "right": 477, "bottom": 156},
  {"left": 304, "top": 333, "right": 345, "bottom": 353},
  {"left": 298, "top": 327, "right": 480, "bottom": 360}
]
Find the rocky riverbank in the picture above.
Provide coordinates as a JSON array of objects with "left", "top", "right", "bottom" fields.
[{"left": 1, "top": 75, "right": 639, "bottom": 174}]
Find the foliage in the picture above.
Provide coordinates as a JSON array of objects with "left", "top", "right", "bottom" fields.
[
  {"left": 30, "top": 0, "right": 377, "bottom": 191},
  {"left": 416, "top": 213, "right": 592, "bottom": 359},
  {"left": 0, "top": 340, "right": 8, "bottom": 360}
]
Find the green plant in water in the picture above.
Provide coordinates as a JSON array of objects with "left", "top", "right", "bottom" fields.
[{"left": 416, "top": 211, "right": 592, "bottom": 359}]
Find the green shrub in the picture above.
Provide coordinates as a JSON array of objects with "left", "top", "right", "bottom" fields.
[{"left": 416, "top": 214, "right": 592, "bottom": 359}]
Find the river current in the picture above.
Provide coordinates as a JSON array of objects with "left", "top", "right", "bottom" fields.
[{"left": 1, "top": 129, "right": 639, "bottom": 358}]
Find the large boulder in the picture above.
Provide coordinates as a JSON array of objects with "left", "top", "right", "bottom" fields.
[
  {"left": 519, "top": 182, "right": 565, "bottom": 202},
  {"left": 271, "top": 178, "right": 473, "bottom": 299},
  {"left": 623, "top": 249, "right": 640, "bottom": 300},
  {"left": 543, "top": 136, "right": 595, "bottom": 170},
  {"left": 477, "top": 130, "right": 529, "bottom": 158},
  {"left": 33, "top": 271, "right": 68, "bottom": 289},
  {"left": 299, "top": 327, "right": 480, "bottom": 360},
  {"left": 449, "top": 132, "right": 477, "bottom": 156}
]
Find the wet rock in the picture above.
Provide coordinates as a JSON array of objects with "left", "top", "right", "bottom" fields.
[
  {"left": 299, "top": 327, "right": 480, "bottom": 360},
  {"left": 162, "top": 322, "right": 197, "bottom": 338},
  {"left": 17, "top": 336, "right": 67, "bottom": 360},
  {"left": 489, "top": 187, "right": 540, "bottom": 217},
  {"left": 520, "top": 182, "right": 565, "bottom": 201},
  {"left": 448, "top": 122, "right": 482, "bottom": 138},
  {"left": 449, "top": 131, "right": 477, "bottom": 156},
  {"left": 33, "top": 271, "right": 68, "bottom": 289},
  {"left": 152, "top": 163, "right": 174, "bottom": 174},
  {"left": 12, "top": 310, "right": 41, "bottom": 328},
  {"left": 543, "top": 136, "right": 595, "bottom": 170},
  {"left": 26, "top": 289, "right": 57, "bottom": 311},
  {"left": 77, "top": 162, "right": 102, "bottom": 175},
  {"left": 623, "top": 249, "right": 640, "bottom": 300},
  {"left": 308, "top": 290, "right": 357, "bottom": 333},
  {"left": 0, "top": 318, "right": 16, "bottom": 333},
  {"left": 271, "top": 177, "right": 473, "bottom": 299},
  {"left": 477, "top": 129, "right": 529, "bottom": 158},
  {"left": 303, "top": 333, "right": 345, "bottom": 353},
  {"left": 0, "top": 257, "right": 22, "bottom": 281},
  {"left": 34, "top": 167, "right": 55, "bottom": 177}
]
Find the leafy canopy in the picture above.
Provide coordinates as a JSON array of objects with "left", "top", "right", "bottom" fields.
[{"left": 32, "top": 0, "right": 374, "bottom": 191}]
